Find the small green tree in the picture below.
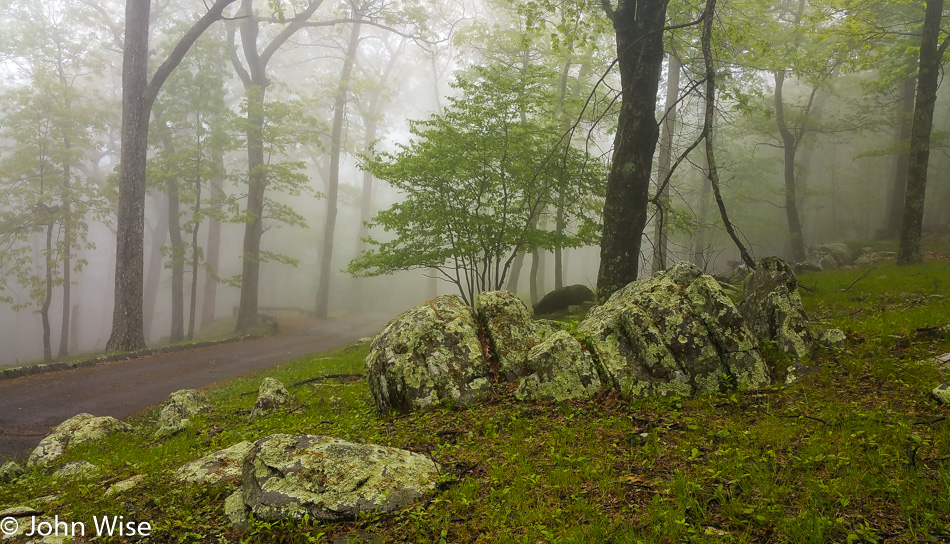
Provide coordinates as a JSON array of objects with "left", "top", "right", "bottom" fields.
[{"left": 349, "top": 65, "right": 605, "bottom": 305}]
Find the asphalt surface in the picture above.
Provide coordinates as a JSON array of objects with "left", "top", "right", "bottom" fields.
[{"left": 0, "top": 312, "right": 392, "bottom": 462}]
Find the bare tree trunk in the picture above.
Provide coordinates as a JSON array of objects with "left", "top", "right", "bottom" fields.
[
  {"left": 58, "top": 166, "right": 72, "bottom": 358},
  {"left": 165, "top": 138, "right": 185, "bottom": 343},
  {"left": 885, "top": 76, "right": 916, "bottom": 238},
  {"left": 143, "top": 194, "right": 169, "bottom": 341},
  {"left": 898, "top": 0, "right": 948, "bottom": 264},
  {"left": 42, "top": 223, "right": 54, "bottom": 362},
  {"left": 506, "top": 253, "right": 525, "bottom": 293},
  {"left": 652, "top": 54, "right": 681, "bottom": 273},
  {"left": 774, "top": 70, "right": 806, "bottom": 262},
  {"left": 186, "top": 176, "right": 202, "bottom": 340},
  {"left": 316, "top": 13, "right": 362, "bottom": 319},
  {"left": 200, "top": 164, "right": 224, "bottom": 328},
  {"left": 529, "top": 249, "right": 541, "bottom": 305},
  {"left": 596, "top": 0, "right": 668, "bottom": 301}
]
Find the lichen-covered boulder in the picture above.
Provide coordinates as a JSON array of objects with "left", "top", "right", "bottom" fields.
[
  {"left": 933, "top": 382, "right": 950, "bottom": 405},
  {"left": 738, "top": 257, "right": 814, "bottom": 360},
  {"left": 533, "top": 284, "right": 595, "bottom": 316},
  {"left": 225, "top": 490, "right": 249, "bottom": 530},
  {"left": 817, "top": 328, "right": 846, "bottom": 348},
  {"left": 515, "top": 330, "right": 602, "bottom": 401},
  {"left": 105, "top": 475, "right": 144, "bottom": 497},
  {"left": 53, "top": 461, "right": 98, "bottom": 478},
  {"left": 155, "top": 389, "right": 211, "bottom": 437},
  {"left": 175, "top": 441, "right": 253, "bottom": 485},
  {"left": 251, "top": 378, "right": 292, "bottom": 418},
  {"left": 0, "top": 461, "right": 24, "bottom": 483},
  {"left": 807, "top": 243, "right": 855, "bottom": 270},
  {"left": 27, "top": 413, "right": 131, "bottom": 468},
  {"left": 241, "top": 434, "right": 441, "bottom": 522},
  {"left": 577, "top": 262, "right": 770, "bottom": 398},
  {"left": 476, "top": 291, "right": 543, "bottom": 381},
  {"left": 366, "top": 295, "right": 491, "bottom": 413}
]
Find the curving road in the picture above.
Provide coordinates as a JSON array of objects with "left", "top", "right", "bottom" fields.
[{"left": 0, "top": 312, "right": 392, "bottom": 462}]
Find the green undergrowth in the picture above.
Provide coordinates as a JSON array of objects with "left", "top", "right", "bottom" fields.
[{"left": 2, "top": 262, "right": 949, "bottom": 543}]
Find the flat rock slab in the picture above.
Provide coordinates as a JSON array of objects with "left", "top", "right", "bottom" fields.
[
  {"left": 242, "top": 434, "right": 441, "bottom": 522},
  {"left": 176, "top": 441, "right": 253, "bottom": 485}
]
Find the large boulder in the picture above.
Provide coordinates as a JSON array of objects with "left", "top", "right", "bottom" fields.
[
  {"left": 250, "top": 378, "right": 292, "bottom": 418},
  {"left": 155, "top": 389, "right": 211, "bottom": 437},
  {"left": 241, "top": 434, "right": 441, "bottom": 522},
  {"left": 533, "top": 284, "right": 595, "bottom": 316},
  {"left": 27, "top": 413, "right": 131, "bottom": 468},
  {"left": 515, "top": 330, "right": 603, "bottom": 402},
  {"left": 806, "top": 243, "right": 855, "bottom": 270},
  {"left": 476, "top": 291, "right": 543, "bottom": 381},
  {"left": 175, "top": 441, "right": 254, "bottom": 485},
  {"left": 577, "top": 262, "right": 770, "bottom": 398},
  {"left": 365, "top": 295, "right": 491, "bottom": 413},
  {"left": 738, "top": 257, "right": 814, "bottom": 360}
]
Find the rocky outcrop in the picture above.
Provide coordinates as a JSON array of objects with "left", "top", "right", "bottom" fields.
[
  {"left": 532, "top": 284, "right": 595, "bottom": 316},
  {"left": 577, "top": 263, "right": 770, "bottom": 397},
  {"left": 366, "top": 295, "right": 491, "bottom": 413},
  {"left": 251, "top": 378, "right": 292, "bottom": 418},
  {"left": 515, "top": 330, "right": 602, "bottom": 402},
  {"left": 476, "top": 291, "right": 542, "bottom": 381},
  {"left": 175, "top": 441, "right": 253, "bottom": 485},
  {"left": 27, "top": 413, "right": 131, "bottom": 468},
  {"left": 739, "top": 257, "right": 814, "bottom": 360},
  {"left": 155, "top": 389, "right": 211, "bottom": 437},
  {"left": 241, "top": 434, "right": 441, "bottom": 522},
  {"left": 0, "top": 461, "right": 24, "bottom": 483}
]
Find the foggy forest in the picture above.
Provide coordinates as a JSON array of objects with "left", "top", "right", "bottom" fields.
[
  {"left": 2, "top": 0, "right": 950, "bottom": 541},
  {"left": 0, "top": 0, "right": 946, "bottom": 365}
]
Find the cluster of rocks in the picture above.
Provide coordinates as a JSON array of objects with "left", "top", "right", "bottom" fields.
[
  {"left": 796, "top": 242, "right": 898, "bottom": 272},
  {"left": 366, "top": 258, "right": 836, "bottom": 414}
]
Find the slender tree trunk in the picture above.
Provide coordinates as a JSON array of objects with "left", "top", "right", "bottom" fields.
[
  {"left": 41, "top": 223, "right": 54, "bottom": 362},
  {"left": 652, "top": 54, "right": 681, "bottom": 273},
  {"left": 354, "top": 113, "right": 377, "bottom": 311},
  {"left": 58, "top": 143, "right": 72, "bottom": 358},
  {"left": 143, "top": 194, "right": 169, "bottom": 341},
  {"left": 316, "top": 14, "right": 362, "bottom": 319},
  {"left": 691, "top": 169, "right": 711, "bottom": 268},
  {"left": 885, "top": 76, "right": 916, "bottom": 238},
  {"left": 165, "top": 143, "right": 185, "bottom": 343},
  {"left": 529, "top": 249, "right": 541, "bottom": 305},
  {"left": 596, "top": 0, "right": 668, "bottom": 301},
  {"left": 200, "top": 159, "right": 224, "bottom": 328},
  {"left": 236, "top": 83, "right": 267, "bottom": 331},
  {"left": 774, "top": 70, "right": 807, "bottom": 262},
  {"left": 507, "top": 253, "right": 525, "bottom": 293},
  {"left": 898, "top": 0, "right": 947, "bottom": 264},
  {"left": 186, "top": 178, "right": 202, "bottom": 340}
]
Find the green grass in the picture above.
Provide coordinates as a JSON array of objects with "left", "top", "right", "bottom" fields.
[{"left": 2, "top": 261, "right": 950, "bottom": 543}]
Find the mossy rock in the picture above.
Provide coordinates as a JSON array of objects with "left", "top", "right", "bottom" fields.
[
  {"left": 739, "top": 257, "right": 814, "bottom": 360},
  {"left": 251, "top": 378, "right": 292, "bottom": 418},
  {"left": 155, "top": 389, "right": 211, "bottom": 437},
  {"left": 533, "top": 284, "right": 595, "bottom": 316},
  {"left": 27, "top": 413, "right": 132, "bottom": 468},
  {"left": 366, "top": 295, "right": 491, "bottom": 414},
  {"left": 515, "top": 330, "right": 603, "bottom": 402},
  {"left": 476, "top": 290, "right": 544, "bottom": 381},
  {"left": 175, "top": 441, "right": 254, "bottom": 485}
]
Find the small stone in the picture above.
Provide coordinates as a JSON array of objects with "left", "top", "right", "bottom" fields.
[
  {"left": 105, "top": 475, "right": 144, "bottom": 497},
  {"left": 0, "top": 461, "right": 25, "bottom": 483},
  {"left": 175, "top": 441, "right": 253, "bottom": 485},
  {"left": 817, "top": 329, "right": 846, "bottom": 348},
  {"left": 250, "top": 378, "right": 292, "bottom": 418},
  {"left": 785, "top": 364, "right": 820, "bottom": 385},
  {"left": 155, "top": 389, "right": 211, "bottom": 437},
  {"left": 935, "top": 353, "right": 950, "bottom": 364},
  {"left": 53, "top": 461, "right": 98, "bottom": 478},
  {"left": 932, "top": 382, "right": 950, "bottom": 405},
  {"left": 224, "top": 491, "right": 249, "bottom": 531}
]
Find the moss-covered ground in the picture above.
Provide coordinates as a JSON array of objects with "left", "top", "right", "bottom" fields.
[{"left": 1, "top": 258, "right": 948, "bottom": 543}]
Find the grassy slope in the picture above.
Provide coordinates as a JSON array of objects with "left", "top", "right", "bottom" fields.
[{"left": 2, "top": 260, "right": 949, "bottom": 543}]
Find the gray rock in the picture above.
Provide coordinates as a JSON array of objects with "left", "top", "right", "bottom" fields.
[
  {"left": 577, "top": 262, "right": 770, "bottom": 398},
  {"left": 785, "top": 364, "right": 820, "bottom": 385},
  {"left": 27, "top": 414, "right": 131, "bottom": 468},
  {"left": 739, "top": 257, "right": 814, "bottom": 360},
  {"left": 515, "top": 330, "right": 602, "bottom": 402},
  {"left": 52, "top": 461, "right": 98, "bottom": 478},
  {"left": 817, "top": 328, "right": 846, "bottom": 348},
  {"left": 242, "top": 434, "right": 441, "bottom": 522},
  {"left": 476, "top": 291, "right": 543, "bottom": 381},
  {"left": 365, "top": 295, "right": 491, "bottom": 414},
  {"left": 0, "top": 505, "right": 42, "bottom": 517},
  {"left": 175, "top": 441, "right": 253, "bottom": 485},
  {"left": 933, "top": 382, "right": 950, "bottom": 405},
  {"left": 0, "top": 461, "right": 24, "bottom": 483},
  {"left": 533, "top": 284, "right": 595, "bottom": 315},
  {"left": 105, "top": 475, "right": 144, "bottom": 496},
  {"left": 809, "top": 243, "right": 855, "bottom": 268},
  {"left": 854, "top": 251, "right": 895, "bottom": 266},
  {"left": 225, "top": 491, "right": 249, "bottom": 530},
  {"left": 155, "top": 389, "right": 211, "bottom": 437},
  {"left": 251, "top": 378, "right": 292, "bottom": 418}
]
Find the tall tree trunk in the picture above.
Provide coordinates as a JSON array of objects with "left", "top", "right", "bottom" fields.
[
  {"left": 774, "top": 70, "right": 807, "bottom": 262},
  {"left": 165, "top": 137, "right": 185, "bottom": 343},
  {"left": 41, "top": 223, "right": 54, "bottom": 362},
  {"left": 200, "top": 159, "right": 224, "bottom": 328},
  {"left": 316, "top": 14, "right": 362, "bottom": 319},
  {"left": 691, "top": 169, "right": 711, "bottom": 268},
  {"left": 885, "top": 76, "right": 916, "bottom": 238},
  {"left": 186, "top": 176, "right": 202, "bottom": 340},
  {"left": 652, "top": 54, "right": 681, "bottom": 273},
  {"left": 898, "top": 0, "right": 947, "bottom": 264},
  {"left": 596, "top": 0, "right": 668, "bottom": 301},
  {"left": 506, "top": 253, "right": 525, "bottom": 293},
  {"left": 107, "top": 0, "right": 151, "bottom": 352},
  {"left": 236, "top": 83, "right": 267, "bottom": 331},
  {"left": 143, "top": 194, "right": 169, "bottom": 341},
  {"left": 529, "top": 249, "right": 541, "bottom": 305},
  {"left": 58, "top": 139, "right": 72, "bottom": 358},
  {"left": 355, "top": 112, "right": 377, "bottom": 310}
]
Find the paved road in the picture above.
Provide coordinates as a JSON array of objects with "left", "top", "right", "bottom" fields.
[{"left": 0, "top": 312, "right": 392, "bottom": 462}]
